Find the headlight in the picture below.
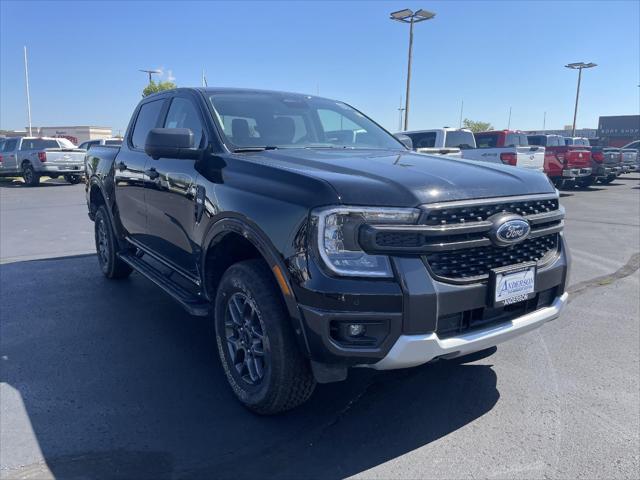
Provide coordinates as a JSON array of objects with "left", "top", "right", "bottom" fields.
[{"left": 312, "top": 206, "right": 420, "bottom": 277}]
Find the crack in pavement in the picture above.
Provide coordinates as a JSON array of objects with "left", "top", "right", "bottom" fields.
[{"left": 567, "top": 252, "right": 640, "bottom": 300}]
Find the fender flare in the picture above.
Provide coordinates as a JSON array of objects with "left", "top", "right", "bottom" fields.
[
  {"left": 88, "top": 178, "right": 128, "bottom": 250},
  {"left": 201, "top": 216, "right": 311, "bottom": 355}
]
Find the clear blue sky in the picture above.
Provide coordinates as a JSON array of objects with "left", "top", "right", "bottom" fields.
[{"left": 1, "top": 0, "right": 639, "bottom": 135}]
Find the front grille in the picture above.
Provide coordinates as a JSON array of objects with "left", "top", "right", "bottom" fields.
[
  {"left": 423, "top": 198, "right": 559, "bottom": 225},
  {"left": 425, "top": 234, "right": 558, "bottom": 281},
  {"left": 437, "top": 287, "right": 558, "bottom": 339},
  {"left": 357, "top": 194, "right": 564, "bottom": 283}
]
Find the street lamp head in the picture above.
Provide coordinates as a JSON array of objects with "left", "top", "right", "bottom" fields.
[
  {"left": 565, "top": 62, "right": 597, "bottom": 70},
  {"left": 390, "top": 8, "right": 414, "bottom": 21},
  {"left": 415, "top": 9, "right": 436, "bottom": 20},
  {"left": 390, "top": 8, "right": 436, "bottom": 23},
  {"left": 139, "top": 69, "right": 162, "bottom": 74}
]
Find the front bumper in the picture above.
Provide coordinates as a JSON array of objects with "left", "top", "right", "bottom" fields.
[
  {"left": 563, "top": 167, "right": 591, "bottom": 178},
  {"left": 292, "top": 235, "right": 569, "bottom": 368},
  {"left": 372, "top": 292, "right": 567, "bottom": 369}
]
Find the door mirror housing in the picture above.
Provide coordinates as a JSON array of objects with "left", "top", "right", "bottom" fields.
[
  {"left": 395, "top": 134, "right": 413, "bottom": 150},
  {"left": 144, "top": 128, "right": 200, "bottom": 160}
]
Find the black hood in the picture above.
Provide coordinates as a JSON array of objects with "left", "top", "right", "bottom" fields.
[{"left": 242, "top": 148, "right": 556, "bottom": 206}]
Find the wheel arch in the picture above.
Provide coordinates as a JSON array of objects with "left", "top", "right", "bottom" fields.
[{"left": 201, "top": 216, "right": 310, "bottom": 356}]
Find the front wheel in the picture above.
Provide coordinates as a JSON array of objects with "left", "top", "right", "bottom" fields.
[
  {"left": 94, "top": 206, "right": 132, "bottom": 279},
  {"left": 214, "top": 259, "right": 315, "bottom": 415},
  {"left": 22, "top": 163, "right": 40, "bottom": 187},
  {"left": 64, "top": 174, "right": 82, "bottom": 184}
]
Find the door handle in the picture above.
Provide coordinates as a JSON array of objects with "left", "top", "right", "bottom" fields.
[{"left": 145, "top": 167, "right": 160, "bottom": 180}]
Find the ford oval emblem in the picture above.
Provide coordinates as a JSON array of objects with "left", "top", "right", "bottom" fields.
[{"left": 489, "top": 214, "right": 531, "bottom": 246}]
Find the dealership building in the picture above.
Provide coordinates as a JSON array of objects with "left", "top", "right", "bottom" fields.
[
  {"left": 0, "top": 126, "right": 113, "bottom": 145},
  {"left": 31, "top": 126, "right": 113, "bottom": 145},
  {"left": 597, "top": 115, "right": 640, "bottom": 147}
]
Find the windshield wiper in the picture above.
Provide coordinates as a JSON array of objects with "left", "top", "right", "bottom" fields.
[
  {"left": 232, "top": 146, "right": 279, "bottom": 153},
  {"left": 304, "top": 145, "right": 355, "bottom": 150}
]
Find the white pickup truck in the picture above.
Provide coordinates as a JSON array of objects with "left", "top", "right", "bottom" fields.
[
  {"left": 397, "top": 128, "right": 476, "bottom": 158},
  {"left": 462, "top": 130, "right": 545, "bottom": 171}
]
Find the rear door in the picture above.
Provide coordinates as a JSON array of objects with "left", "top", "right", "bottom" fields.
[
  {"left": 143, "top": 93, "right": 205, "bottom": 276},
  {"left": 115, "top": 97, "right": 167, "bottom": 242}
]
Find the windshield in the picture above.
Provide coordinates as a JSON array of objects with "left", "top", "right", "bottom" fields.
[
  {"left": 208, "top": 92, "right": 403, "bottom": 151},
  {"left": 57, "top": 138, "right": 76, "bottom": 148},
  {"left": 444, "top": 130, "right": 476, "bottom": 149}
]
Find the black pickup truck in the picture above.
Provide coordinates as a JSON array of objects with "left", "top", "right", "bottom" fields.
[{"left": 85, "top": 88, "right": 570, "bottom": 414}]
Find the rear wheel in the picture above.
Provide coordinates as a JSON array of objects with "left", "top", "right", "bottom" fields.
[
  {"left": 94, "top": 206, "right": 132, "bottom": 279},
  {"left": 214, "top": 259, "right": 315, "bottom": 414},
  {"left": 22, "top": 163, "right": 40, "bottom": 187},
  {"left": 64, "top": 174, "right": 82, "bottom": 184}
]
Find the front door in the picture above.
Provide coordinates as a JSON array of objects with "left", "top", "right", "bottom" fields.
[
  {"left": 143, "top": 95, "right": 206, "bottom": 276},
  {"left": 114, "top": 98, "right": 166, "bottom": 242}
]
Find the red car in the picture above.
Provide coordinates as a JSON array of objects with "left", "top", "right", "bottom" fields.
[{"left": 527, "top": 135, "right": 592, "bottom": 188}]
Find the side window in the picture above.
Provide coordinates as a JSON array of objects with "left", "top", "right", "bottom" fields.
[
  {"left": 20, "top": 139, "right": 34, "bottom": 150},
  {"left": 164, "top": 97, "right": 204, "bottom": 147},
  {"left": 0, "top": 141, "right": 5, "bottom": 152},
  {"left": 131, "top": 99, "right": 164, "bottom": 150},
  {"left": 3, "top": 139, "right": 18, "bottom": 151},
  {"left": 407, "top": 132, "right": 436, "bottom": 148}
]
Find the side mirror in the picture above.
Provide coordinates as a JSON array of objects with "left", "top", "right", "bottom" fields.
[
  {"left": 145, "top": 128, "right": 199, "bottom": 160},
  {"left": 395, "top": 134, "right": 413, "bottom": 150}
]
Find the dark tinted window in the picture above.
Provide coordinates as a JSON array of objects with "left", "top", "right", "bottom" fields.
[
  {"left": 104, "top": 139, "right": 122, "bottom": 146},
  {"left": 406, "top": 131, "right": 436, "bottom": 149},
  {"left": 20, "top": 139, "right": 59, "bottom": 150},
  {"left": 131, "top": 99, "right": 164, "bottom": 149},
  {"left": 475, "top": 133, "right": 498, "bottom": 148},
  {"left": 164, "top": 97, "right": 204, "bottom": 147},
  {"left": 505, "top": 133, "right": 528, "bottom": 147},
  {"left": 3, "top": 139, "right": 18, "bottom": 151},
  {"left": 445, "top": 130, "right": 476, "bottom": 148},
  {"left": 528, "top": 135, "right": 545, "bottom": 146}
]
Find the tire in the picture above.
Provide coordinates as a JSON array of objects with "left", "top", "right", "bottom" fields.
[
  {"left": 22, "top": 163, "right": 40, "bottom": 187},
  {"left": 599, "top": 175, "right": 615, "bottom": 184},
  {"left": 575, "top": 177, "right": 594, "bottom": 188},
  {"left": 214, "top": 259, "right": 315, "bottom": 415},
  {"left": 94, "top": 205, "right": 132, "bottom": 279},
  {"left": 64, "top": 174, "right": 82, "bottom": 184}
]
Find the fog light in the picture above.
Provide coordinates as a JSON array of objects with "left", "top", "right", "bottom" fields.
[{"left": 348, "top": 324, "right": 366, "bottom": 337}]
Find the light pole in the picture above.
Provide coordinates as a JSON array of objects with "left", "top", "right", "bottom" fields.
[
  {"left": 139, "top": 68, "right": 162, "bottom": 83},
  {"left": 398, "top": 96, "right": 405, "bottom": 131},
  {"left": 390, "top": 8, "right": 436, "bottom": 131},
  {"left": 565, "top": 62, "right": 597, "bottom": 136}
]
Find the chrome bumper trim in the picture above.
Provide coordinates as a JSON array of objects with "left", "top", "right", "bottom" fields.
[{"left": 370, "top": 292, "right": 568, "bottom": 370}]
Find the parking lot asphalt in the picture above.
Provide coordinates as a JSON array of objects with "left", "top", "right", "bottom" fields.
[{"left": 1, "top": 174, "right": 639, "bottom": 479}]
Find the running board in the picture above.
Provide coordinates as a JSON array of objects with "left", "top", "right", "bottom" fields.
[{"left": 118, "top": 252, "right": 211, "bottom": 317}]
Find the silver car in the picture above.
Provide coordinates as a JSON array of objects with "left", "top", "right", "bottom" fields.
[{"left": 0, "top": 137, "right": 86, "bottom": 186}]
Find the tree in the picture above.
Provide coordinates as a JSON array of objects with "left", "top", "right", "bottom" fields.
[
  {"left": 462, "top": 118, "right": 493, "bottom": 133},
  {"left": 142, "top": 80, "right": 177, "bottom": 97}
]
